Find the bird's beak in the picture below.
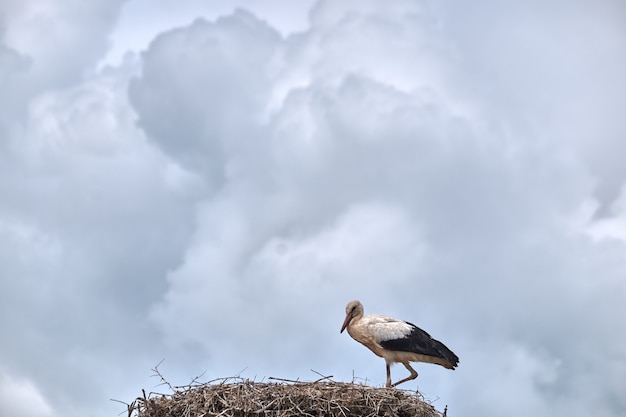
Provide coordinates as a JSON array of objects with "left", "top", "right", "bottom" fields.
[{"left": 340, "top": 313, "right": 352, "bottom": 333}]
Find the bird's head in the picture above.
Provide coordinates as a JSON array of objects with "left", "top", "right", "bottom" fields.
[{"left": 340, "top": 300, "right": 364, "bottom": 333}]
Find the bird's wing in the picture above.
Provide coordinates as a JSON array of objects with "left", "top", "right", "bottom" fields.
[
  {"left": 362, "top": 315, "right": 415, "bottom": 343},
  {"left": 378, "top": 320, "right": 458, "bottom": 365},
  {"left": 377, "top": 320, "right": 436, "bottom": 352}
]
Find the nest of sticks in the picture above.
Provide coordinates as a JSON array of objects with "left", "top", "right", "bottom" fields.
[{"left": 124, "top": 373, "right": 444, "bottom": 417}]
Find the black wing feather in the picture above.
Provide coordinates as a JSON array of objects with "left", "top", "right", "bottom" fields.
[{"left": 379, "top": 321, "right": 459, "bottom": 367}]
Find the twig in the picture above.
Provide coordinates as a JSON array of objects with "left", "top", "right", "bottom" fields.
[
  {"left": 268, "top": 376, "right": 301, "bottom": 383},
  {"left": 310, "top": 369, "right": 334, "bottom": 383},
  {"left": 150, "top": 359, "right": 175, "bottom": 392}
]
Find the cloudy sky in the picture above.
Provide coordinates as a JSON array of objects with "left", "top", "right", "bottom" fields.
[{"left": 1, "top": 0, "right": 625, "bottom": 416}]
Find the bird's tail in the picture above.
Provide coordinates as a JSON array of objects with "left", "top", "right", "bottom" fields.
[{"left": 434, "top": 340, "right": 459, "bottom": 369}]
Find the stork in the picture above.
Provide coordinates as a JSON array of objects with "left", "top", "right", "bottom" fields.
[{"left": 340, "top": 300, "right": 459, "bottom": 388}]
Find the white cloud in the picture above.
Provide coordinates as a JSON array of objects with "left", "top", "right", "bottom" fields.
[
  {"left": 0, "top": 373, "right": 53, "bottom": 417},
  {"left": 102, "top": 0, "right": 316, "bottom": 66},
  {"left": 0, "top": 0, "right": 127, "bottom": 108},
  {"left": 152, "top": 201, "right": 425, "bottom": 343},
  {"left": 128, "top": 10, "right": 281, "bottom": 179},
  {"left": 1, "top": 1, "right": 625, "bottom": 416},
  {"left": 0, "top": 30, "right": 203, "bottom": 416}
]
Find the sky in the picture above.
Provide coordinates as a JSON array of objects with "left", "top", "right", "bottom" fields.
[{"left": 1, "top": 0, "right": 625, "bottom": 416}]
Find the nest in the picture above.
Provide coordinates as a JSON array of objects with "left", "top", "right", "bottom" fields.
[{"left": 126, "top": 376, "right": 444, "bottom": 417}]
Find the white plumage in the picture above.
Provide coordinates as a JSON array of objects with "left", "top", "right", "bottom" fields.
[
  {"left": 340, "top": 300, "right": 459, "bottom": 388},
  {"left": 358, "top": 315, "right": 414, "bottom": 342}
]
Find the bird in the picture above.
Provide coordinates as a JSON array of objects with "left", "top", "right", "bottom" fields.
[{"left": 340, "top": 300, "right": 459, "bottom": 388}]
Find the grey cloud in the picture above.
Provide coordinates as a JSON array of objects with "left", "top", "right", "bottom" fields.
[
  {"left": 139, "top": 4, "right": 625, "bottom": 416},
  {"left": 0, "top": 54, "right": 201, "bottom": 417},
  {"left": 434, "top": 0, "right": 626, "bottom": 213},
  {"left": 129, "top": 10, "right": 281, "bottom": 179},
  {"left": 1, "top": 1, "right": 625, "bottom": 417},
  {"left": 1, "top": 0, "right": 128, "bottom": 85}
]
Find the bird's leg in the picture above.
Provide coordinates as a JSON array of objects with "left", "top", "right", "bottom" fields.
[
  {"left": 385, "top": 363, "right": 392, "bottom": 388},
  {"left": 391, "top": 362, "right": 418, "bottom": 387}
]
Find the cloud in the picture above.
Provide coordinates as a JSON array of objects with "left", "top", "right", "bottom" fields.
[
  {"left": 0, "top": 373, "right": 53, "bottom": 417},
  {"left": 137, "top": 2, "right": 625, "bottom": 416},
  {"left": 433, "top": 0, "right": 626, "bottom": 213},
  {"left": 0, "top": 1, "right": 625, "bottom": 417},
  {"left": 129, "top": 10, "right": 281, "bottom": 179},
  {"left": 1, "top": 0, "right": 127, "bottom": 83},
  {"left": 0, "top": 27, "right": 203, "bottom": 417}
]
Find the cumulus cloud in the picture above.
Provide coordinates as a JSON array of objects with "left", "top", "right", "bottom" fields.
[
  {"left": 129, "top": 10, "right": 281, "bottom": 179},
  {"left": 0, "top": 66, "right": 197, "bottom": 414},
  {"left": 0, "top": 3, "right": 202, "bottom": 412},
  {"left": 1, "top": 1, "right": 625, "bottom": 417},
  {"left": 1, "top": 0, "right": 127, "bottom": 84},
  {"left": 139, "top": 2, "right": 625, "bottom": 415}
]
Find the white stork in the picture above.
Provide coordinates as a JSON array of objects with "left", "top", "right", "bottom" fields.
[{"left": 340, "top": 300, "right": 459, "bottom": 388}]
